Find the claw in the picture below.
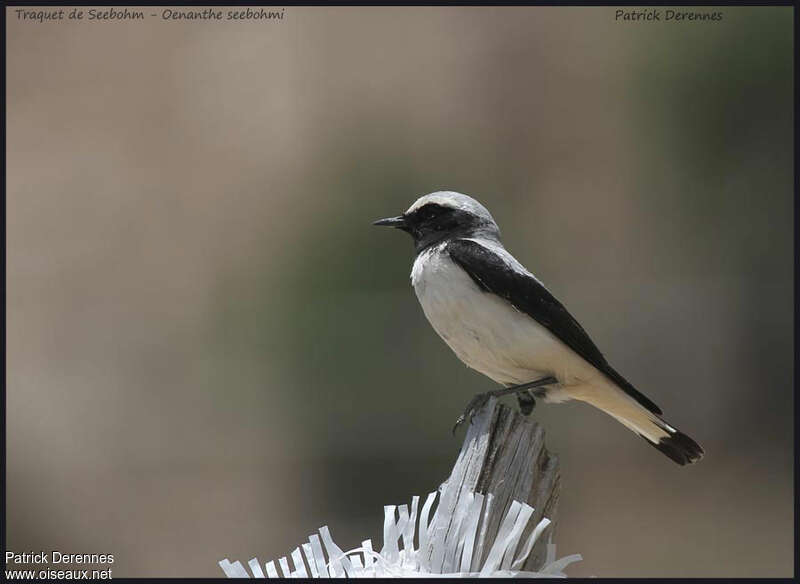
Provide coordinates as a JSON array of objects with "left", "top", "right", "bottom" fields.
[{"left": 452, "top": 392, "right": 491, "bottom": 435}]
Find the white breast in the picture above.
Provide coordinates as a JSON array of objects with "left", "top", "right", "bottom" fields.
[{"left": 410, "top": 242, "right": 597, "bottom": 388}]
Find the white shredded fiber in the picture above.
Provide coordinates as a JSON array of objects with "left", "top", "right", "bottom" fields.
[{"left": 219, "top": 490, "right": 581, "bottom": 578}]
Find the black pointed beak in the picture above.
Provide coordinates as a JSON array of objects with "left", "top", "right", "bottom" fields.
[{"left": 372, "top": 215, "right": 407, "bottom": 229}]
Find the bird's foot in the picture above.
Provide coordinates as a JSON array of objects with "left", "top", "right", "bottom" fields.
[
  {"left": 452, "top": 392, "right": 492, "bottom": 435},
  {"left": 451, "top": 376, "right": 558, "bottom": 434},
  {"left": 517, "top": 392, "right": 536, "bottom": 416}
]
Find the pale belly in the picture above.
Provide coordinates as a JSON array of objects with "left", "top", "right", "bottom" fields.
[{"left": 411, "top": 246, "right": 597, "bottom": 390}]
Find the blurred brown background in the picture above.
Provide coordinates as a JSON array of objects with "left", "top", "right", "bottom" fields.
[{"left": 6, "top": 6, "right": 793, "bottom": 577}]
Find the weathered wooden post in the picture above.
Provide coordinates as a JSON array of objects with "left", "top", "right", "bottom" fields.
[
  {"left": 219, "top": 396, "right": 573, "bottom": 577},
  {"left": 427, "top": 396, "right": 561, "bottom": 572}
]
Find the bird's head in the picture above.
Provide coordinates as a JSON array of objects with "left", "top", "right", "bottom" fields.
[{"left": 373, "top": 191, "right": 501, "bottom": 253}]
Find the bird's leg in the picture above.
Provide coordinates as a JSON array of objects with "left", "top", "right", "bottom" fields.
[
  {"left": 452, "top": 376, "right": 558, "bottom": 434},
  {"left": 486, "top": 376, "right": 558, "bottom": 399}
]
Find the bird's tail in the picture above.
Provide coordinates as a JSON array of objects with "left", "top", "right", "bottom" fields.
[{"left": 566, "top": 383, "right": 704, "bottom": 466}]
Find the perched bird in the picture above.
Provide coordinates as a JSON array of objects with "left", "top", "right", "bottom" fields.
[{"left": 374, "top": 191, "right": 703, "bottom": 465}]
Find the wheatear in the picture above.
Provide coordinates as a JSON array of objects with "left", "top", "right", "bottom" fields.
[{"left": 374, "top": 191, "right": 703, "bottom": 465}]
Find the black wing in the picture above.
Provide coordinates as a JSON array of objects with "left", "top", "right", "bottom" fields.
[{"left": 446, "top": 239, "right": 662, "bottom": 415}]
